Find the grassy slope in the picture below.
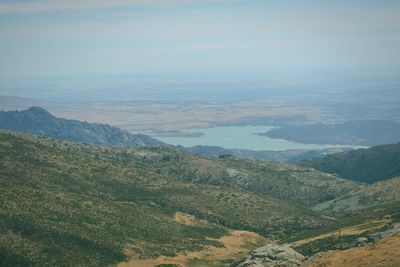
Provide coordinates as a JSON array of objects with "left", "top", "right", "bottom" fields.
[
  {"left": 305, "top": 234, "right": 400, "bottom": 267},
  {"left": 97, "top": 148, "right": 361, "bottom": 207},
  {"left": 314, "top": 177, "right": 400, "bottom": 212},
  {"left": 0, "top": 131, "right": 331, "bottom": 266},
  {"left": 300, "top": 143, "right": 400, "bottom": 183},
  {"left": 219, "top": 157, "right": 362, "bottom": 207},
  {"left": 283, "top": 201, "right": 400, "bottom": 260}
]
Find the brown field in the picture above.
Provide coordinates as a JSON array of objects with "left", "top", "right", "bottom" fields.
[
  {"left": 118, "top": 213, "right": 269, "bottom": 267},
  {"left": 48, "top": 100, "right": 326, "bottom": 131},
  {"left": 305, "top": 234, "right": 400, "bottom": 267}
]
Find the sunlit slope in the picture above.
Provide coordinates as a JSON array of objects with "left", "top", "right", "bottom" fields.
[
  {"left": 315, "top": 177, "right": 400, "bottom": 212},
  {"left": 103, "top": 148, "right": 361, "bottom": 207},
  {"left": 305, "top": 234, "right": 400, "bottom": 267},
  {"left": 0, "top": 131, "right": 330, "bottom": 266}
]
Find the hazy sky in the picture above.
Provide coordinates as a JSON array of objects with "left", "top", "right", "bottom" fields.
[{"left": 1, "top": 0, "right": 400, "bottom": 81}]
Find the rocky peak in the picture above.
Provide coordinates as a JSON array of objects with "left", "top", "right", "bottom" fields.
[{"left": 26, "top": 106, "right": 53, "bottom": 117}]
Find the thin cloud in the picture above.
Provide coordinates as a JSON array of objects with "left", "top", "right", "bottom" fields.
[{"left": 0, "top": 0, "right": 220, "bottom": 14}]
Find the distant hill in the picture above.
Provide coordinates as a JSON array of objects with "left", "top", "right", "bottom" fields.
[
  {"left": 314, "top": 177, "right": 400, "bottom": 212},
  {"left": 261, "top": 120, "right": 400, "bottom": 146},
  {"left": 0, "top": 106, "right": 163, "bottom": 147},
  {"left": 300, "top": 143, "right": 400, "bottom": 184},
  {"left": 179, "top": 145, "right": 352, "bottom": 163}
]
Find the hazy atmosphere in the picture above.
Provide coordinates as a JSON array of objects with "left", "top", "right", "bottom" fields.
[
  {"left": 1, "top": 1, "right": 400, "bottom": 267},
  {"left": 1, "top": 0, "right": 400, "bottom": 81}
]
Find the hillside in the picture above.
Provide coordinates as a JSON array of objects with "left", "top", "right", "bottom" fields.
[
  {"left": 97, "top": 146, "right": 361, "bottom": 207},
  {"left": 262, "top": 120, "right": 400, "bottom": 146},
  {"left": 180, "top": 145, "right": 351, "bottom": 163},
  {"left": 0, "top": 107, "right": 163, "bottom": 147},
  {"left": 305, "top": 231, "right": 400, "bottom": 267},
  {"left": 314, "top": 177, "right": 400, "bottom": 212},
  {"left": 300, "top": 143, "right": 400, "bottom": 183},
  {"left": 0, "top": 130, "right": 333, "bottom": 266}
]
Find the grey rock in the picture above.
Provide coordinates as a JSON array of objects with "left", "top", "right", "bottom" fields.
[
  {"left": 355, "top": 237, "right": 369, "bottom": 246},
  {"left": 238, "top": 244, "right": 305, "bottom": 267},
  {"left": 368, "top": 222, "right": 400, "bottom": 241}
]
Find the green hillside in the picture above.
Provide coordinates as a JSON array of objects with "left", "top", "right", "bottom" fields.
[
  {"left": 0, "top": 107, "right": 163, "bottom": 147},
  {"left": 314, "top": 177, "right": 400, "bottom": 212},
  {"left": 0, "top": 130, "right": 333, "bottom": 266},
  {"left": 300, "top": 143, "right": 400, "bottom": 183},
  {"left": 107, "top": 149, "right": 361, "bottom": 207},
  {"left": 179, "top": 145, "right": 351, "bottom": 163}
]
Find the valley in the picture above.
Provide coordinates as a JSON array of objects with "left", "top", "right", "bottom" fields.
[
  {"left": 1, "top": 128, "right": 400, "bottom": 266},
  {"left": 1, "top": 1, "right": 400, "bottom": 266},
  {"left": 0, "top": 106, "right": 400, "bottom": 267},
  {"left": 0, "top": 131, "right": 330, "bottom": 266}
]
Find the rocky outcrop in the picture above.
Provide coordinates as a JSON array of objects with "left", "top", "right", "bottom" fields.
[
  {"left": 238, "top": 244, "right": 305, "bottom": 267},
  {"left": 356, "top": 222, "right": 400, "bottom": 246}
]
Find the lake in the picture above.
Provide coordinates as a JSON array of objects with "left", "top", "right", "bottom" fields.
[{"left": 155, "top": 125, "right": 353, "bottom": 151}]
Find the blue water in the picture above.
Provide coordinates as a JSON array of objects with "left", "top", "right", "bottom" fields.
[{"left": 156, "top": 125, "right": 351, "bottom": 151}]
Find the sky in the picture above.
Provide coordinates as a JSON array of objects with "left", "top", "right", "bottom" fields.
[{"left": 0, "top": 0, "right": 400, "bottom": 82}]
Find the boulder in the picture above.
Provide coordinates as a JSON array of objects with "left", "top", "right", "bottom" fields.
[
  {"left": 238, "top": 244, "right": 305, "bottom": 267},
  {"left": 355, "top": 237, "right": 369, "bottom": 246}
]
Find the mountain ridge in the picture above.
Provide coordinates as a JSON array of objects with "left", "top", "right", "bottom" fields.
[
  {"left": 0, "top": 106, "right": 163, "bottom": 147},
  {"left": 300, "top": 143, "right": 400, "bottom": 183}
]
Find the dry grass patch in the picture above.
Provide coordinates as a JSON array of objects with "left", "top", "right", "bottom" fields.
[
  {"left": 118, "top": 230, "right": 269, "bottom": 267},
  {"left": 173, "top": 212, "right": 209, "bottom": 227},
  {"left": 305, "top": 234, "right": 400, "bottom": 267}
]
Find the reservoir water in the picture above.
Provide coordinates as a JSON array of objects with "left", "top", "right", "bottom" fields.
[{"left": 155, "top": 125, "right": 353, "bottom": 151}]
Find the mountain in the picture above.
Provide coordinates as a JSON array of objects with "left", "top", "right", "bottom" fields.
[
  {"left": 314, "top": 176, "right": 400, "bottom": 212},
  {"left": 0, "top": 106, "right": 163, "bottom": 147},
  {"left": 0, "top": 130, "right": 335, "bottom": 266},
  {"left": 0, "top": 107, "right": 361, "bottom": 207},
  {"left": 261, "top": 120, "right": 400, "bottom": 146},
  {"left": 300, "top": 143, "right": 400, "bottom": 183}
]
